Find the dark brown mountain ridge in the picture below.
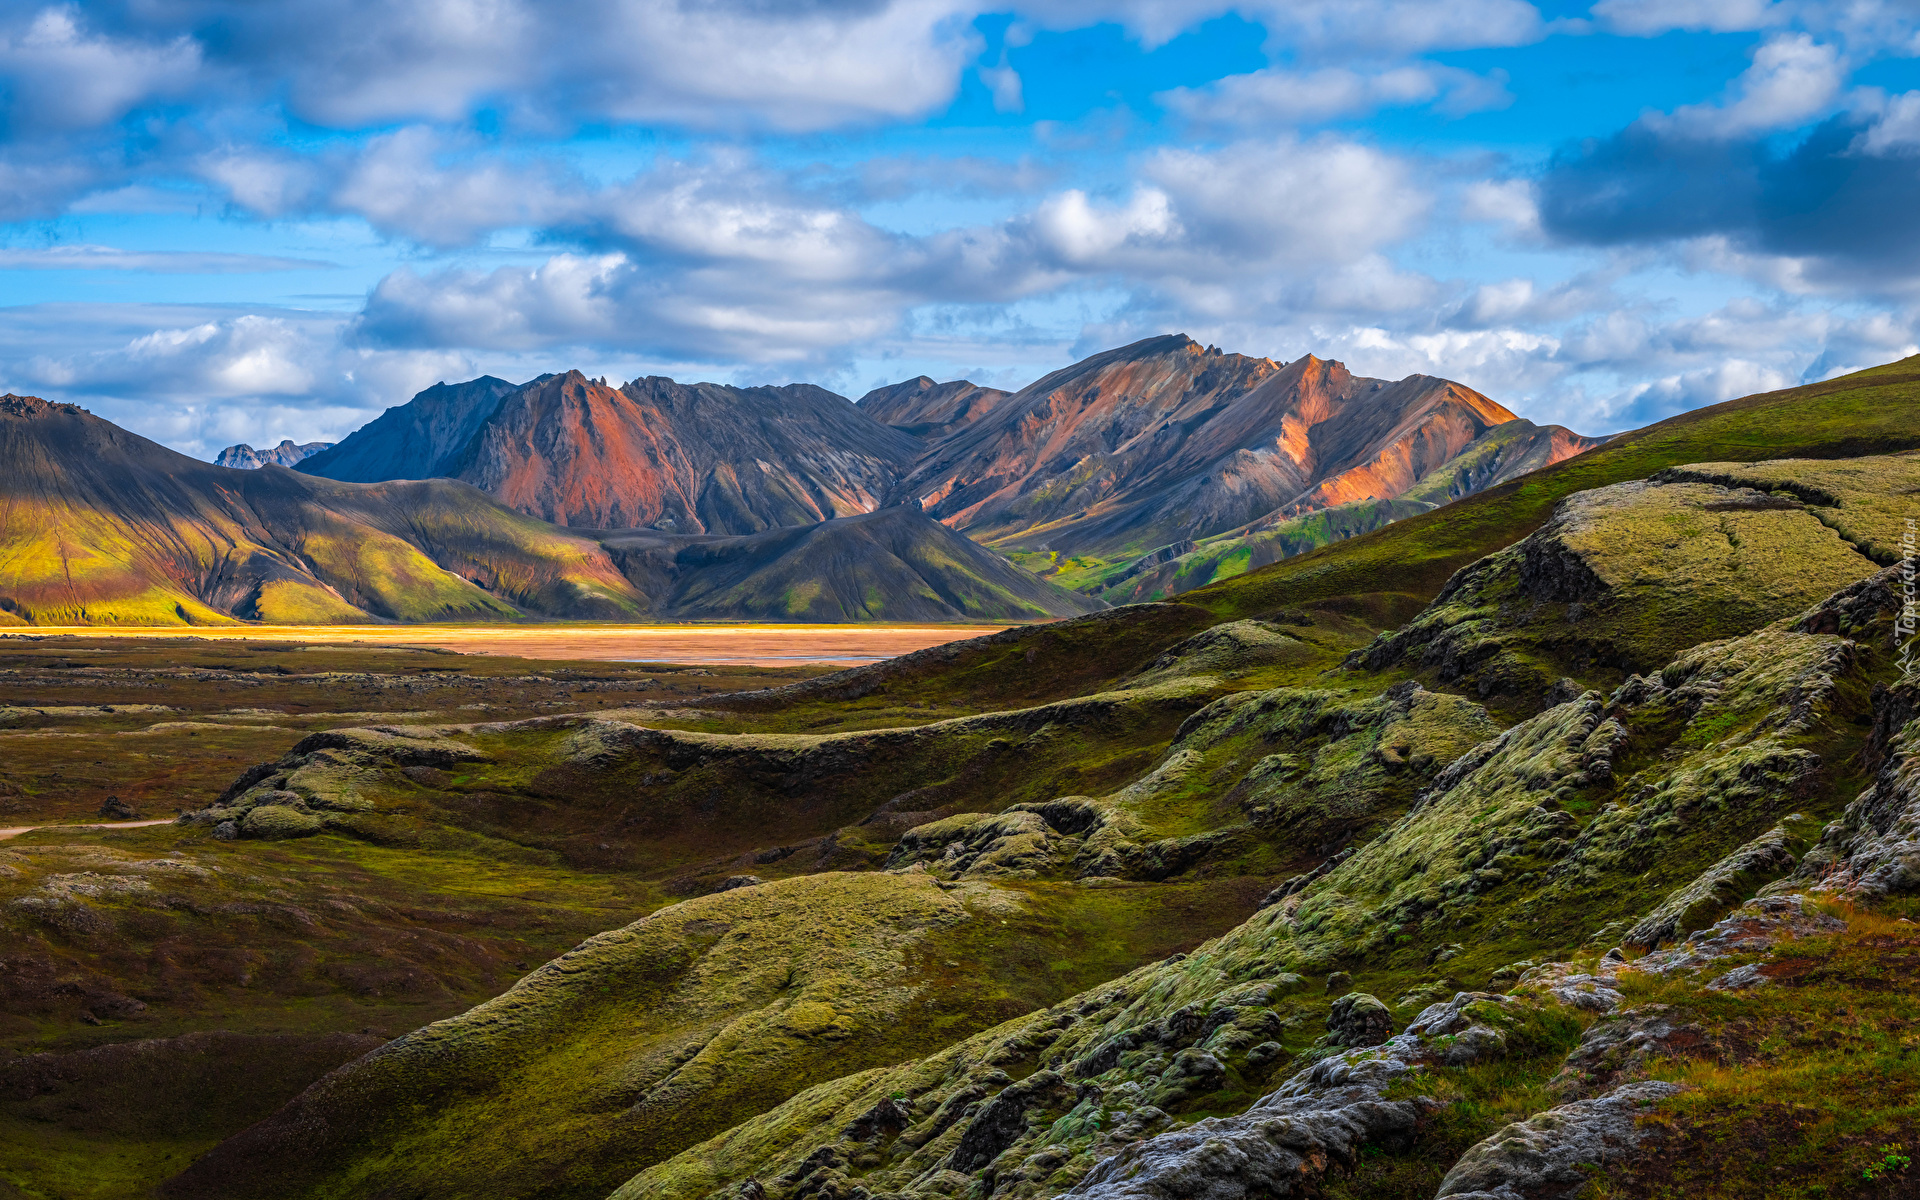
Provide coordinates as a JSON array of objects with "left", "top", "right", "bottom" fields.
[{"left": 857, "top": 376, "right": 1010, "bottom": 441}]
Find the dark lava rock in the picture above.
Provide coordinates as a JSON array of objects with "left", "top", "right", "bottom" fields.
[{"left": 1325, "top": 992, "right": 1392, "bottom": 1048}]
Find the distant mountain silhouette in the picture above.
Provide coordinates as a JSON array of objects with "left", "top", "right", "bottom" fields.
[{"left": 214, "top": 439, "right": 334, "bottom": 469}]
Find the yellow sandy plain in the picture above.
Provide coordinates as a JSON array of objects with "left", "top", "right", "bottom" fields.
[{"left": 3, "top": 624, "right": 1013, "bottom": 665}]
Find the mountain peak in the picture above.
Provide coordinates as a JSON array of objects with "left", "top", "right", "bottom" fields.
[
  {"left": 216, "top": 439, "right": 335, "bottom": 470},
  {"left": 0, "top": 393, "right": 84, "bottom": 419}
]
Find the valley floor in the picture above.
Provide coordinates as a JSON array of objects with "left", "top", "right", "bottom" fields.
[{"left": 4, "top": 624, "right": 1013, "bottom": 666}]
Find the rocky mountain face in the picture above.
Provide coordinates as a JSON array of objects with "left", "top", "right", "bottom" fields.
[
  {"left": 1098, "top": 417, "right": 1609, "bottom": 603},
  {"left": 301, "top": 371, "right": 922, "bottom": 534},
  {"left": 0, "top": 394, "right": 1091, "bottom": 626},
  {"left": 457, "top": 371, "right": 921, "bottom": 532},
  {"left": 295, "top": 375, "right": 520, "bottom": 482},
  {"left": 858, "top": 377, "right": 1010, "bottom": 442},
  {"left": 890, "top": 336, "right": 1600, "bottom": 591},
  {"left": 213, "top": 439, "right": 334, "bottom": 470}
]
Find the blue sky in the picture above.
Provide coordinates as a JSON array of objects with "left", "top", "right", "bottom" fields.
[{"left": 2, "top": 0, "right": 1918, "bottom": 457}]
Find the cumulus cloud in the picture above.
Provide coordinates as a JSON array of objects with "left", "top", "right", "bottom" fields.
[
  {"left": 0, "top": 7, "right": 200, "bottom": 135},
  {"left": 2, "top": 0, "right": 986, "bottom": 136},
  {"left": 345, "top": 136, "right": 1433, "bottom": 359},
  {"left": 1651, "top": 33, "right": 1845, "bottom": 138},
  {"left": 1855, "top": 89, "right": 1920, "bottom": 155}
]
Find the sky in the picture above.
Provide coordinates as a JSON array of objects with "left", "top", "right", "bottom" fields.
[{"left": 2, "top": 0, "right": 1919, "bottom": 458}]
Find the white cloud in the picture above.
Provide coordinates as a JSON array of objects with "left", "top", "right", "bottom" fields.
[
  {"left": 1591, "top": 0, "right": 1784, "bottom": 36},
  {"left": 980, "top": 60, "right": 1026, "bottom": 113},
  {"left": 343, "top": 136, "right": 1434, "bottom": 358},
  {"left": 1461, "top": 178, "right": 1543, "bottom": 237},
  {"left": 328, "top": 128, "right": 578, "bottom": 247},
  {"left": 1654, "top": 33, "right": 1846, "bottom": 138},
  {"left": 0, "top": 7, "right": 200, "bottom": 134},
  {"left": 1159, "top": 63, "right": 1510, "bottom": 125},
  {"left": 0, "top": 244, "right": 333, "bottom": 272},
  {"left": 1856, "top": 90, "right": 1920, "bottom": 155},
  {"left": 1021, "top": 0, "right": 1544, "bottom": 54}
]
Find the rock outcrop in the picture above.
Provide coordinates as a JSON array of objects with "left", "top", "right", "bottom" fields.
[{"left": 1355, "top": 469, "right": 1886, "bottom": 705}]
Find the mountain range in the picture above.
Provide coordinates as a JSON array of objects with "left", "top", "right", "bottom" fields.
[
  {"left": 300, "top": 371, "right": 920, "bottom": 532},
  {"left": 214, "top": 439, "right": 334, "bottom": 470},
  {"left": 0, "top": 394, "right": 1093, "bottom": 625},
  {"left": 1, "top": 334, "right": 1600, "bottom": 625},
  {"left": 289, "top": 335, "right": 1596, "bottom": 600}
]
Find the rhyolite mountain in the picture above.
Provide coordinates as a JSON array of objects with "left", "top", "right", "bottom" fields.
[
  {"left": 214, "top": 439, "right": 334, "bottom": 470},
  {"left": 857, "top": 376, "right": 1010, "bottom": 441},
  {"left": 130, "top": 356, "right": 1920, "bottom": 1200},
  {"left": 0, "top": 394, "right": 1095, "bottom": 625},
  {"left": 291, "top": 341, "right": 1595, "bottom": 602},
  {"left": 891, "top": 335, "right": 1601, "bottom": 591},
  {"left": 1098, "top": 415, "right": 1605, "bottom": 602},
  {"left": 301, "top": 370, "right": 922, "bottom": 533}
]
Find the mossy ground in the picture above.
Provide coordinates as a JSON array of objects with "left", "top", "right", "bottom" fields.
[{"left": 0, "top": 640, "right": 827, "bottom": 1199}]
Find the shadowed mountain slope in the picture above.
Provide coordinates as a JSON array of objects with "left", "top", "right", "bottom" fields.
[
  {"left": 295, "top": 375, "right": 519, "bottom": 482},
  {"left": 599, "top": 506, "right": 1105, "bottom": 622},
  {"left": 0, "top": 393, "right": 649, "bottom": 625},
  {"left": 892, "top": 335, "right": 1596, "bottom": 582},
  {"left": 858, "top": 377, "right": 1010, "bottom": 442},
  {"left": 214, "top": 439, "right": 334, "bottom": 470}
]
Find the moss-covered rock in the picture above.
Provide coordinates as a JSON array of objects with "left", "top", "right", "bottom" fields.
[{"left": 1357, "top": 473, "right": 1879, "bottom": 708}]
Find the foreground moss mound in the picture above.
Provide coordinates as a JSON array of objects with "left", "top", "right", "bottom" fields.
[{"left": 163, "top": 872, "right": 1260, "bottom": 1200}]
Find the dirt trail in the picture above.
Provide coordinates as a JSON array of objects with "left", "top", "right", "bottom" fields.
[{"left": 0, "top": 818, "right": 174, "bottom": 840}]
